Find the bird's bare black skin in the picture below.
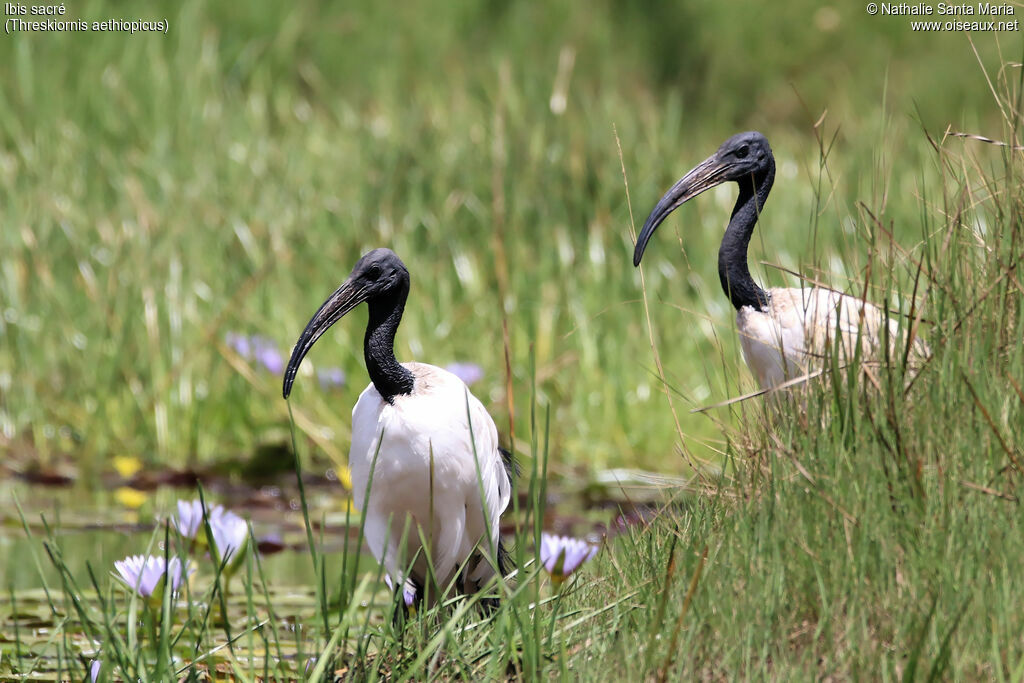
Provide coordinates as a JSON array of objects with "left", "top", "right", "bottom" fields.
[
  {"left": 283, "top": 248, "right": 415, "bottom": 404},
  {"left": 633, "top": 131, "right": 776, "bottom": 312}
]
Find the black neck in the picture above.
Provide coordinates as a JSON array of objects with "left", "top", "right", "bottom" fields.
[
  {"left": 363, "top": 282, "right": 415, "bottom": 403},
  {"left": 718, "top": 161, "right": 775, "bottom": 311}
]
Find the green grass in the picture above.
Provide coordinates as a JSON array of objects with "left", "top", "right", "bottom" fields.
[
  {"left": 2, "top": 0, "right": 1024, "bottom": 678},
  {"left": 0, "top": 0, "right": 1010, "bottom": 473}
]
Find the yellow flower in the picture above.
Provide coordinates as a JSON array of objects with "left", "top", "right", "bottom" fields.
[
  {"left": 115, "top": 486, "right": 149, "bottom": 509},
  {"left": 112, "top": 455, "right": 143, "bottom": 479}
]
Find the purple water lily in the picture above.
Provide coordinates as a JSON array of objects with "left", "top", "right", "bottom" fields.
[
  {"left": 113, "top": 555, "right": 191, "bottom": 598},
  {"left": 173, "top": 498, "right": 221, "bottom": 539},
  {"left": 209, "top": 508, "right": 249, "bottom": 564},
  {"left": 316, "top": 366, "right": 347, "bottom": 390},
  {"left": 445, "top": 362, "right": 484, "bottom": 386},
  {"left": 253, "top": 342, "right": 284, "bottom": 375},
  {"left": 226, "top": 333, "right": 284, "bottom": 374},
  {"left": 539, "top": 533, "right": 598, "bottom": 584},
  {"left": 225, "top": 332, "right": 251, "bottom": 357},
  {"left": 384, "top": 574, "right": 418, "bottom": 607},
  {"left": 172, "top": 499, "right": 249, "bottom": 565}
]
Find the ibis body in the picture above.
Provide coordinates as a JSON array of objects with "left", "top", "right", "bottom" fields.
[
  {"left": 283, "top": 249, "right": 511, "bottom": 607},
  {"left": 633, "top": 131, "right": 927, "bottom": 390}
]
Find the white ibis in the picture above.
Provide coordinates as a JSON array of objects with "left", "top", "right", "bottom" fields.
[
  {"left": 282, "top": 248, "right": 511, "bottom": 610},
  {"left": 633, "top": 131, "right": 927, "bottom": 390}
]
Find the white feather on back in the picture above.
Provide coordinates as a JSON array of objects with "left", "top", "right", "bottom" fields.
[
  {"left": 737, "top": 287, "right": 927, "bottom": 389},
  {"left": 348, "top": 362, "right": 510, "bottom": 602}
]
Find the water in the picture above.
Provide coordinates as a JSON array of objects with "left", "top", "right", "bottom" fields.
[
  {"left": 1, "top": 474, "right": 360, "bottom": 591},
  {"left": 0, "top": 463, "right": 665, "bottom": 678}
]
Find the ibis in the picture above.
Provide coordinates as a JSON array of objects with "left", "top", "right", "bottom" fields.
[
  {"left": 282, "top": 248, "right": 511, "bottom": 610},
  {"left": 633, "top": 131, "right": 927, "bottom": 390}
]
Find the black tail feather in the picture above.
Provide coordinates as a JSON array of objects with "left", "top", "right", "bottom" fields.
[
  {"left": 497, "top": 538, "right": 512, "bottom": 577},
  {"left": 498, "top": 446, "right": 520, "bottom": 480},
  {"left": 476, "top": 540, "right": 514, "bottom": 615}
]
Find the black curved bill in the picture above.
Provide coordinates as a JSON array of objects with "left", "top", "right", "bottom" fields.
[
  {"left": 282, "top": 278, "right": 369, "bottom": 399},
  {"left": 632, "top": 155, "right": 729, "bottom": 266}
]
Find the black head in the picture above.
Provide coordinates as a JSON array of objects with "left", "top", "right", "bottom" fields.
[
  {"left": 282, "top": 248, "right": 410, "bottom": 398},
  {"left": 633, "top": 131, "right": 773, "bottom": 266},
  {"left": 346, "top": 248, "right": 410, "bottom": 297},
  {"left": 710, "top": 131, "right": 773, "bottom": 181}
]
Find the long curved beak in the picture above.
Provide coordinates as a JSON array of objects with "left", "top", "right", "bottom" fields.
[
  {"left": 632, "top": 155, "right": 730, "bottom": 266},
  {"left": 282, "top": 278, "right": 369, "bottom": 399}
]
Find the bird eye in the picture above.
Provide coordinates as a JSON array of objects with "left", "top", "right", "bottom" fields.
[
  {"left": 735, "top": 145, "right": 749, "bottom": 159},
  {"left": 367, "top": 265, "right": 382, "bottom": 280}
]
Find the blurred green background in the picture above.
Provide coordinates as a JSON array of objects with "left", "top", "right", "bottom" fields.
[{"left": 0, "top": 0, "right": 1012, "bottom": 477}]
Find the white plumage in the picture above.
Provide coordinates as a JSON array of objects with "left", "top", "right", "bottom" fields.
[
  {"left": 282, "top": 249, "right": 511, "bottom": 610},
  {"left": 736, "top": 287, "right": 925, "bottom": 389},
  {"left": 350, "top": 362, "right": 510, "bottom": 601}
]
